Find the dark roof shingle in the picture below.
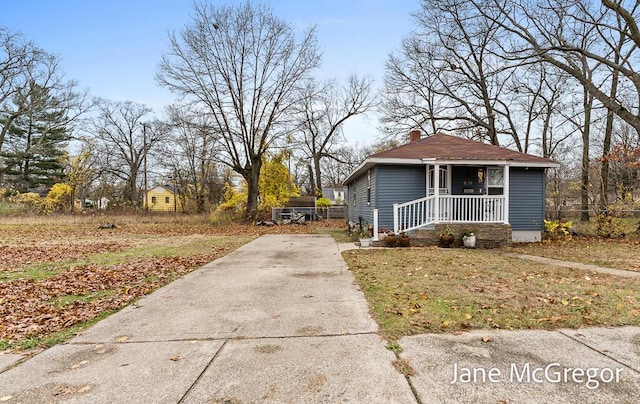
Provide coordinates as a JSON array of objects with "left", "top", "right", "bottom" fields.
[{"left": 371, "top": 133, "right": 555, "bottom": 165}]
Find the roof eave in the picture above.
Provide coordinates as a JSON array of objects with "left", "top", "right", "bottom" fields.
[
  {"left": 435, "top": 159, "right": 559, "bottom": 168},
  {"left": 343, "top": 157, "right": 559, "bottom": 184},
  {"left": 342, "top": 158, "right": 424, "bottom": 185}
]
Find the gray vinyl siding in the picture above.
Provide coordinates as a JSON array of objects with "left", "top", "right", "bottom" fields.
[
  {"left": 509, "top": 168, "right": 545, "bottom": 230},
  {"left": 346, "top": 167, "right": 376, "bottom": 226},
  {"left": 376, "top": 165, "right": 426, "bottom": 229}
]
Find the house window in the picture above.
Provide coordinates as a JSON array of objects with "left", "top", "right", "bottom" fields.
[
  {"left": 165, "top": 196, "right": 170, "bottom": 204},
  {"left": 367, "top": 170, "right": 371, "bottom": 206},
  {"left": 151, "top": 196, "right": 157, "bottom": 204},
  {"left": 487, "top": 167, "right": 504, "bottom": 195},
  {"left": 353, "top": 186, "right": 356, "bottom": 206},
  {"left": 428, "top": 166, "right": 449, "bottom": 195}
]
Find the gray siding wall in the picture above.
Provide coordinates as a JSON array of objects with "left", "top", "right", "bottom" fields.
[
  {"left": 376, "top": 165, "right": 426, "bottom": 229},
  {"left": 509, "top": 168, "right": 545, "bottom": 230},
  {"left": 346, "top": 167, "right": 376, "bottom": 226}
]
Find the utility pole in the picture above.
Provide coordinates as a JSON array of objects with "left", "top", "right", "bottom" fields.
[
  {"left": 173, "top": 170, "right": 177, "bottom": 212},
  {"left": 143, "top": 123, "right": 148, "bottom": 212}
]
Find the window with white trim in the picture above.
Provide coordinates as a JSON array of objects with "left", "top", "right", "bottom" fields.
[
  {"left": 428, "top": 166, "right": 449, "bottom": 195},
  {"left": 487, "top": 167, "right": 504, "bottom": 195}
]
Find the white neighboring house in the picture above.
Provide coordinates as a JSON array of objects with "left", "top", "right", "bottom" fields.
[
  {"left": 321, "top": 187, "right": 348, "bottom": 205},
  {"left": 78, "top": 197, "right": 110, "bottom": 210}
]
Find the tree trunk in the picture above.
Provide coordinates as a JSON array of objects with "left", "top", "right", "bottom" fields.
[
  {"left": 581, "top": 93, "right": 593, "bottom": 222},
  {"left": 129, "top": 171, "right": 138, "bottom": 206},
  {"left": 488, "top": 114, "right": 499, "bottom": 146},
  {"left": 244, "top": 159, "right": 262, "bottom": 220},
  {"left": 313, "top": 154, "right": 322, "bottom": 196},
  {"left": 308, "top": 163, "right": 316, "bottom": 197},
  {"left": 600, "top": 69, "right": 619, "bottom": 211},
  {"left": 196, "top": 194, "right": 205, "bottom": 213}
]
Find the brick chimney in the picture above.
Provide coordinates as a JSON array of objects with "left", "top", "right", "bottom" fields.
[{"left": 409, "top": 129, "right": 421, "bottom": 142}]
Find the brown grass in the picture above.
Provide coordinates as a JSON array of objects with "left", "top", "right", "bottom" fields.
[
  {"left": 0, "top": 214, "right": 347, "bottom": 350},
  {"left": 343, "top": 247, "right": 640, "bottom": 341}
]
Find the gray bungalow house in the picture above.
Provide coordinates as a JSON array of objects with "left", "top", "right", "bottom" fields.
[{"left": 344, "top": 131, "right": 559, "bottom": 244}]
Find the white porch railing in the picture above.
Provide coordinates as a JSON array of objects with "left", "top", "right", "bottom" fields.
[
  {"left": 393, "top": 195, "right": 436, "bottom": 233},
  {"left": 393, "top": 195, "right": 506, "bottom": 233},
  {"left": 439, "top": 195, "right": 505, "bottom": 222}
]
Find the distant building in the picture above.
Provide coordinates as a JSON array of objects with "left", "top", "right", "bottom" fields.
[
  {"left": 144, "top": 185, "right": 180, "bottom": 212},
  {"left": 321, "top": 186, "right": 348, "bottom": 205},
  {"left": 74, "top": 197, "right": 110, "bottom": 210}
]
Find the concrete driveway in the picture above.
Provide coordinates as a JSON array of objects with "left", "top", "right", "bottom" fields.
[
  {"left": 0, "top": 235, "right": 415, "bottom": 403},
  {"left": 1, "top": 234, "right": 639, "bottom": 403}
]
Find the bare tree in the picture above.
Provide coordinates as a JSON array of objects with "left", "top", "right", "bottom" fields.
[
  {"left": 319, "top": 141, "right": 384, "bottom": 187},
  {"left": 471, "top": 0, "right": 640, "bottom": 135},
  {"left": 382, "top": 0, "right": 517, "bottom": 146},
  {"left": 295, "top": 74, "right": 375, "bottom": 194},
  {"left": 382, "top": 41, "right": 444, "bottom": 136},
  {"left": 65, "top": 137, "right": 103, "bottom": 211},
  {"left": 605, "top": 120, "right": 640, "bottom": 201},
  {"left": 0, "top": 27, "right": 40, "bottom": 153},
  {"left": 510, "top": 63, "right": 576, "bottom": 157},
  {"left": 596, "top": 6, "right": 636, "bottom": 209},
  {"left": 159, "top": 104, "right": 225, "bottom": 212},
  {"left": 157, "top": 1, "right": 320, "bottom": 219},
  {"left": 90, "top": 99, "right": 159, "bottom": 205}
]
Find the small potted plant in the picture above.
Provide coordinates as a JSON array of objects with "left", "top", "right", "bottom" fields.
[
  {"left": 355, "top": 226, "right": 372, "bottom": 247},
  {"left": 439, "top": 225, "right": 455, "bottom": 248},
  {"left": 398, "top": 231, "right": 410, "bottom": 247},
  {"left": 462, "top": 228, "right": 476, "bottom": 248},
  {"left": 378, "top": 227, "right": 391, "bottom": 242},
  {"left": 384, "top": 232, "right": 397, "bottom": 247}
]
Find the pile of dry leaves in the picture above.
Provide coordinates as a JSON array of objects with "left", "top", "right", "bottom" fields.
[
  {"left": 0, "top": 255, "right": 215, "bottom": 344},
  {"left": 0, "top": 242, "right": 128, "bottom": 271}
]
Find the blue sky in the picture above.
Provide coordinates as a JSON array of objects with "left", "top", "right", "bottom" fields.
[{"left": 3, "top": 0, "right": 419, "bottom": 144}]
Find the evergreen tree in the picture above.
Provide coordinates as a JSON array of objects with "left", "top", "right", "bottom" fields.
[{"left": 0, "top": 83, "right": 69, "bottom": 192}]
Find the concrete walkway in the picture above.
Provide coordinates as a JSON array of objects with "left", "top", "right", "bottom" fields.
[
  {"left": 1, "top": 235, "right": 640, "bottom": 403},
  {"left": 504, "top": 252, "right": 640, "bottom": 278}
]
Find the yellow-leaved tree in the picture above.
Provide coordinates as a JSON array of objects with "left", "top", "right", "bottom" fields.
[
  {"left": 258, "top": 152, "right": 299, "bottom": 212},
  {"left": 13, "top": 183, "right": 72, "bottom": 214},
  {"left": 212, "top": 152, "right": 299, "bottom": 223}
]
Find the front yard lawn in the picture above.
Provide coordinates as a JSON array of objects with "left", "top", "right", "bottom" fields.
[{"left": 343, "top": 247, "right": 640, "bottom": 341}]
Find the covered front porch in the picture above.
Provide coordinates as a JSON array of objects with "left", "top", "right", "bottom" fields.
[{"left": 390, "top": 162, "right": 510, "bottom": 234}]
